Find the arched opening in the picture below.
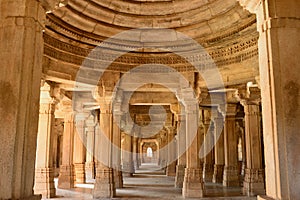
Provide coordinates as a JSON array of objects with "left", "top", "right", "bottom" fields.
[{"left": 146, "top": 147, "right": 153, "bottom": 158}]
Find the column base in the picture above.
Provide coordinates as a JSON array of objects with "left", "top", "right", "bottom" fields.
[
  {"left": 223, "top": 166, "right": 239, "bottom": 187},
  {"left": 93, "top": 167, "right": 115, "bottom": 198},
  {"left": 182, "top": 168, "right": 204, "bottom": 198},
  {"left": 203, "top": 163, "right": 214, "bottom": 182},
  {"left": 257, "top": 195, "right": 276, "bottom": 200},
  {"left": 34, "top": 167, "right": 56, "bottom": 198},
  {"left": 134, "top": 161, "right": 140, "bottom": 170},
  {"left": 175, "top": 165, "right": 185, "bottom": 188},
  {"left": 243, "top": 168, "right": 265, "bottom": 196},
  {"left": 21, "top": 195, "right": 42, "bottom": 200},
  {"left": 58, "top": 165, "right": 75, "bottom": 189},
  {"left": 114, "top": 169, "right": 123, "bottom": 188},
  {"left": 74, "top": 163, "right": 85, "bottom": 184},
  {"left": 122, "top": 162, "right": 134, "bottom": 176},
  {"left": 85, "top": 162, "right": 95, "bottom": 183},
  {"left": 212, "top": 164, "right": 224, "bottom": 183},
  {"left": 166, "top": 162, "right": 177, "bottom": 177}
]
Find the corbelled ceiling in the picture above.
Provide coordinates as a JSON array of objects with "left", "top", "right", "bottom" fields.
[{"left": 43, "top": 0, "right": 259, "bottom": 89}]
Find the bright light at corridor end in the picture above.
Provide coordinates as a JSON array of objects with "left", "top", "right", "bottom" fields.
[{"left": 72, "top": 28, "right": 227, "bottom": 171}]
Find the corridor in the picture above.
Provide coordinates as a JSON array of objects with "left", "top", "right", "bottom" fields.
[{"left": 52, "top": 163, "right": 255, "bottom": 200}]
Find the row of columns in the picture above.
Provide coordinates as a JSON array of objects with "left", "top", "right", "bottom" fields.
[{"left": 172, "top": 98, "right": 266, "bottom": 197}]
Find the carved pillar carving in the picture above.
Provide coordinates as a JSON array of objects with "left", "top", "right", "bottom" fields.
[
  {"left": 58, "top": 112, "right": 75, "bottom": 189},
  {"left": 85, "top": 115, "right": 96, "bottom": 183},
  {"left": 34, "top": 82, "right": 57, "bottom": 198},
  {"left": 202, "top": 109, "right": 214, "bottom": 182},
  {"left": 112, "top": 113, "right": 123, "bottom": 188},
  {"left": 93, "top": 102, "right": 115, "bottom": 198},
  {"left": 175, "top": 114, "right": 186, "bottom": 188},
  {"left": 166, "top": 127, "right": 177, "bottom": 177},
  {"left": 73, "top": 113, "right": 87, "bottom": 184},
  {"left": 182, "top": 103, "right": 204, "bottom": 198},
  {"left": 0, "top": 0, "right": 46, "bottom": 199},
  {"left": 212, "top": 111, "right": 225, "bottom": 183},
  {"left": 254, "top": 0, "right": 300, "bottom": 199},
  {"left": 240, "top": 97, "right": 265, "bottom": 196},
  {"left": 221, "top": 104, "right": 239, "bottom": 187},
  {"left": 122, "top": 130, "right": 134, "bottom": 177}
]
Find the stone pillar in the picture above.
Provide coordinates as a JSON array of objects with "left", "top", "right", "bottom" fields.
[
  {"left": 0, "top": 0, "right": 46, "bottom": 199},
  {"left": 34, "top": 82, "right": 56, "bottom": 198},
  {"left": 133, "top": 136, "right": 140, "bottom": 170},
  {"left": 255, "top": 0, "right": 300, "bottom": 199},
  {"left": 58, "top": 112, "right": 75, "bottom": 189},
  {"left": 202, "top": 109, "right": 214, "bottom": 182},
  {"left": 73, "top": 113, "right": 87, "bottom": 184},
  {"left": 122, "top": 131, "right": 134, "bottom": 177},
  {"left": 241, "top": 100, "right": 265, "bottom": 195},
  {"left": 93, "top": 103, "right": 115, "bottom": 198},
  {"left": 112, "top": 114, "right": 123, "bottom": 188},
  {"left": 222, "top": 104, "right": 239, "bottom": 187},
  {"left": 182, "top": 103, "right": 204, "bottom": 198},
  {"left": 159, "top": 129, "right": 168, "bottom": 169},
  {"left": 166, "top": 127, "right": 177, "bottom": 177},
  {"left": 175, "top": 114, "right": 186, "bottom": 188},
  {"left": 212, "top": 111, "right": 225, "bottom": 183},
  {"left": 85, "top": 115, "right": 96, "bottom": 183}
]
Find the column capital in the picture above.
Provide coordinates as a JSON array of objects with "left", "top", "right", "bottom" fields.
[
  {"left": 219, "top": 103, "right": 237, "bottom": 117},
  {"left": 237, "top": 0, "right": 261, "bottom": 14},
  {"left": 236, "top": 84, "right": 261, "bottom": 106}
]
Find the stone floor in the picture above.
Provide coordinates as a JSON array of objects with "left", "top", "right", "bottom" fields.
[{"left": 51, "top": 163, "right": 256, "bottom": 200}]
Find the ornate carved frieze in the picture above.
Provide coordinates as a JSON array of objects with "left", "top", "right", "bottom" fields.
[{"left": 43, "top": 32, "right": 258, "bottom": 74}]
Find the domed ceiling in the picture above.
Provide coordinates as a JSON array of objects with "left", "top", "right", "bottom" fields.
[{"left": 43, "top": 0, "right": 259, "bottom": 88}]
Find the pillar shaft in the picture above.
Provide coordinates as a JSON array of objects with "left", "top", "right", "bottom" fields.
[
  {"left": 166, "top": 127, "right": 176, "bottom": 176},
  {"left": 34, "top": 83, "right": 56, "bottom": 198},
  {"left": 202, "top": 109, "right": 214, "bottom": 182},
  {"left": 242, "top": 102, "right": 265, "bottom": 195},
  {"left": 212, "top": 113, "right": 225, "bottom": 183},
  {"left": 73, "top": 115, "right": 86, "bottom": 184},
  {"left": 222, "top": 104, "right": 239, "bottom": 187},
  {"left": 0, "top": 0, "right": 44, "bottom": 199},
  {"left": 175, "top": 115, "right": 186, "bottom": 188},
  {"left": 182, "top": 104, "right": 204, "bottom": 198},
  {"left": 85, "top": 116, "right": 96, "bottom": 183},
  {"left": 255, "top": 0, "right": 300, "bottom": 199},
  {"left": 58, "top": 113, "right": 75, "bottom": 189},
  {"left": 112, "top": 115, "right": 123, "bottom": 188},
  {"left": 122, "top": 132, "right": 134, "bottom": 176},
  {"left": 93, "top": 104, "right": 115, "bottom": 198}
]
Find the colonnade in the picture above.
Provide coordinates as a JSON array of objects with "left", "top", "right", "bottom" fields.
[
  {"left": 32, "top": 82, "right": 267, "bottom": 199},
  {"left": 0, "top": 0, "right": 299, "bottom": 200}
]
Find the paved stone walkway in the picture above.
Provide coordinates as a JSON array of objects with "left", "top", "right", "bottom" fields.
[{"left": 51, "top": 164, "right": 256, "bottom": 200}]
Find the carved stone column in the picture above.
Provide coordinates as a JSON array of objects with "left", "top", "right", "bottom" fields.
[
  {"left": 0, "top": 0, "right": 48, "bottom": 198},
  {"left": 182, "top": 103, "right": 204, "bottom": 198},
  {"left": 112, "top": 114, "right": 123, "bottom": 188},
  {"left": 202, "top": 109, "right": 214, "bottom": 182},
  {"left": 34, "top": 82, "right": 57, "bottom": 198},
  {"left": 212, "top": 111, "right": 225, "bottom": 183},
  {"left": 93, "top": 102, "right": 115, "bottom": 198},
  {"left": 253, "top": 0, "right": 300, "bottom": 199},
  {"left": 175, "top": 114, "right": 186, "bottom": 188},
  {"left": 166, "top": 127, "right": 177, "bottom": 177},
  {"left": 222, "top": 104, "right": 239, "bottom": 187},
  {"left": 240, "top": 98, "right": 265, "bottom": 195},
  {"left": 122, "top": 131, "right": 134, "bottom": 177},
  {"left": 58, "top": 112, "right": 75, "bottom": 189},
  {"left": 73, "top": 113, "right": 87, "bottom": 184},
  {"left": 133, "top": 136, "right": 140, "bottom": 170},
  {"left": 85, "top": 115, "right": 96, "bottom": 183}
]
